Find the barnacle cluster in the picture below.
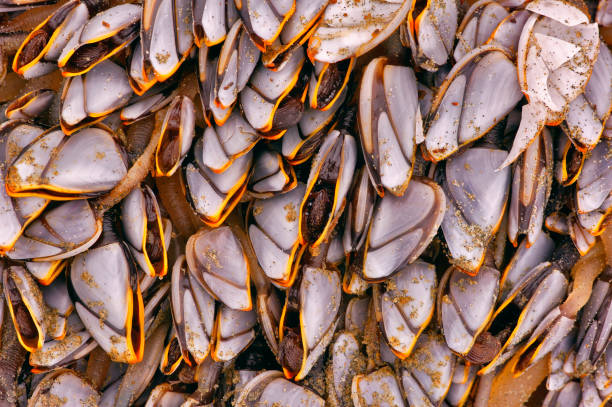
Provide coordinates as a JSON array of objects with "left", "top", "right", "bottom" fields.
[{"left": 0, "top": 0, "right": 611, "bottom": 405}]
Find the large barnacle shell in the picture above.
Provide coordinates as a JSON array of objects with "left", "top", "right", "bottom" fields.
[
  {"left": 235, "top": 370, "right": 325, "bottom": 406},
  {"left": 112, "top": 306, "right": 172, "bottom": 406},
  {"left": 121, "top": 185, "right": 169, "bottom": 277},
  {"left": 400, "top": 332, "right": 456, "bottom": 407},
  {"left": 439, "top": 147, "right": 511, "bottom": 275},
  {"left": 120, "top": 78, "right": 174, "bottom": 120},
  {"left": 487, "top": 9, "right": 531, "bottom": 55},
  {"left": 145, "top": 383, "right": 190, "bottom": 406},
  {"left": 60, "top": 60, "right": 133, "bottom": 135},
  {"left": 512, "top": 302, "right": 576, "bottom": 376},
  {"left": 282, "top": 88, "right": 346, "bottom": 165},
  {"left": 298, "top": 128, "right": 357, "bottom": 248},
  {"left": 248, "top": 150, "right": 297, "bottom": 198},
  {"left": 575, "top": 138, "right": 612, "bottom": 230},
  {"left": 345, "top": 297, "right": 370, "bottom": 332},
  {"left": 454, "top": 0, "right": 509, "bottom": 61},
  {"left": 170, "top": 255, "right": 215, "bottom": 366},
  {"left": 479, "top": 264, "right": 568, "bottom": 375},
  {"left": 254, "top": 278, "right": 283, "bottom": 357},
  {"left": 574, "top": 268, "right": 612, "bottom": 372},
  {"left": 328, "top": 331, "right": 366, "bottom": 407},
  {"left": 26, "top": 261, "right": 66, "bottom": 287},
  {"left": 262, "top": 0, "right": 328, "bottom": 68},
  {"left": 499, "top": 231, "right": 555, "bottom": 302},
  {"left": 329, "top": 236, "right": 345, "bottom": 263},
  {"left": 343, "top": 267, "right": 371, "bottom": 296},
  {"left": 159, "top": 328, "right": 183, "bottom": 374},
  {"left": 127, "top": 42, "right": 159, "bottom": 96},
  {"left": 5, "top": 89, "right": 55, "bottom": 120},
  {"left": 546, "top": 330, "right": 575, "bottom": 390},
  {"left": 424, "top": 45, "right": 522, "bottom": 162},
  {"left": 378, "top": 261, "right": 436, "bottom": 359},
  {"left": 438, "top": 265, "right": 500, "bottom": 358},
  {"left": 404, "top": 0, "right": 458, "bottom": 71},
  {"left": 197, "top": 112, "right": 259, "bottom": 174},
  {"left": 542, "top": 380, "right": 582, "bottom": 407},
  {"left": 69, "top": 229, "right": 145, "bottom": 364},
  {"left": 545, "top": 209, "right": 600, "bottom": 256},
  {"left": 142, "top": 281, "right": 170, "bottom": 329},
  {"left": 186, "top": 226, "right": 252, "bottom": 311},
  {"left": 6, "top": 200, "right": 102, "bottom": 262},
  {"left": 38, "top": 273, "right": 72, "bottom": 341},
  {"left": 279, "top": 265, "right": 341, "bottom": 380},
  {"left": 198, "top": 46, "right": 233, "bottom": 126},
  {"left": 564, "top": 41, "right": 612, "bottom": 151},
  {"left": 597, "top": 0, "right": 612, "bottom": 26},
  {"left": 211, "top": 304, "right": 256, "bottom": 361},
  {"left": 556, "top": 131, "right": 586, "bottom": 187},
  {"left": 248, "top": 183, "right": 306, "bottom": 287},
  {"left": 12, "top": 0, "right": 94, "bottom": 78},
  {"left": 307, "top": 0, "right": 412, "bottom": 63},
  {"left": 6, "top": 125, "right": 128, "bottom": 199},
  {"left": 213, "top": 21, "right": 260, "bottom": 111},
  {"left": 580, "top": 375, "right": 612, "bottom": 407},
  {"left": 502, "top": 0, "right": 600, "bottom": 168},
  {"left": 342, "top": 167, "right": 376, "bottom": 294},
  {"left": 192, "top": 0, "right": 238, "bottom": 47},
  {"left": 29, "top": 369, "right": 100, "bottom": 407},
  {"left": 594, "top": 344, "right": 612, "bottom": 390},
  {"left": 29, "top": 313, "right": 97, "bottom": 372},
  {"left": 240, "top": 47, "right": 309, "bottom": 137},
  {"left": 352, "top": 366, "right": 406, "bottom": 407},
  {"left": 0, "top": 121, "right": 48, "bottom": 252},
  {"left": 235, "top": 0, "right": 296, "bottom": 52},
  {"left": 359, "top": 57, "right": 423, "bottom": 197},
  {"left": 58, "top": 4, "right": 141, "bottom": 76},
  {"left": 343, "top": 167, "right": 376, "bottom": 256},
  {"left": 361, "top": 177, "right": 445, "bottom": 281},
  {"left": 0, "top": 0, "right": 53, "bottom": 11},
  {"left": 154, "top": 96, "right": 195, "bottom": 177},
  {"left": 508, "top": 128, "right": 553, "bottom": 246},
  {"left": 445, "top": 362, "right": 477, "bottom": 407},
  {"left": 185, "top": 146, "right": 252, "bottom": 227},
  {"left": 309, "top": 59, "right": 353, "bottom": 112},
  {"left": 3, "top": 265, "right": 47, "bottom": 352},
  {"left": 141, "top": 0, "right": 194, "bottom": 82}
]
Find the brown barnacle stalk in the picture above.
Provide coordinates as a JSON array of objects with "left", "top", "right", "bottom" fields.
[
  {"left": 94, "top": 108, "right": 166, "bottom": 214},
  {"left": 96, "top": 70, "right": 206, "bottom": 215},
  {"left": 364, "top": 286, "right": 383, "bottom": 372},
  {"left": 559, "top": 240, "right": 606, "bottom": 319},
  {"left": 473, "top": 371, "right": 496, "bottom": 407},
  {"left": 0, "top": 5, "right": 58, "bottom": 35},
  {"left": 0, "top": 69, "right": 62, "bottom": 104},
  {"left": 0, "top": 33, "right": 27, "bottom": 83},
  {"left": 85, "top": 346, "right": 112, "bottom": 391},
  {"left": 0, "top": 305, "right": 27, "bottom": 407},
  {"left": 603, "top": 26, "right": 612, "bottom": 47},
  {"left": 487, "top": 354, "right": 550, "bottom": 407},
  {"left": 600, "top": 226, "right": 612, "bottom": 266},
  {"left": 155, "top": 171, "right": 203, "bottom": 238},
  {"left": 124, "top": 114, "right": 156, "bottom": 162},
  {"left": 186, "top": 357, "right": 223, "bottom": 404}
]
